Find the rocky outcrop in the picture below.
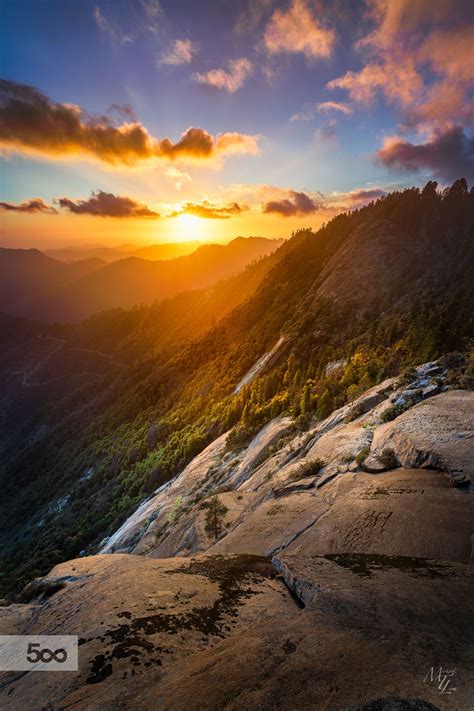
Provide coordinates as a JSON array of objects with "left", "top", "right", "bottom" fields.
[
  {"left": 364, "top": 391, "right": 473, "bottom": 486},
  {"left": 283, "top": 468, "right": 473, "bottom": 563},
  {"left": 2, "top": 552, "right": 472, "bottom": 710},
  {"left": 101, "top": 364, "right": 472, "bottom": 566},
  {"left": 2, "top": 359, "right": 473, "bottom": 710}
]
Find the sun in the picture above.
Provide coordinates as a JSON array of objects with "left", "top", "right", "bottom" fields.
[{"left": 174, "top": 213, "right": 204, "bottom": 241}]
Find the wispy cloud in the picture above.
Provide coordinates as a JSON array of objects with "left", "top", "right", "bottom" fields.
[
  {"left": 263, "top": 0, "right": 335, "bottom": 60},
  {"left": 290, "top": 100, "right": 352, "bottom": 121},
  {"left": 0, "top": 80, "right": 260, "bottom": 167},
  {"left": 93, "top": 0, "right": 164, "bottom": 43},
  {"left": 170, "top": 200, "right": 247, "bottom": 219},
  {"left": 0, "top": 198, "right": 57, "bottom": 214},
  {"left": 159, "top": 39, "right": 199, "bottom": 66},
  {"left": 164, "top": 166, "right": 191, "bottom": 191},
  {"left": 194, "top": 58, "right": 253, "bottom": 93}
]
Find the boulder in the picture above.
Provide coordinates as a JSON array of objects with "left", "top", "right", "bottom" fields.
[{"left": 365, "top": 391, "right": 474, "bottom": 484}]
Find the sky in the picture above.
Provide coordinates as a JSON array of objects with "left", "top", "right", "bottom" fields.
[{"left": 1, "top": 0, "right": 473, "bottom": 248}]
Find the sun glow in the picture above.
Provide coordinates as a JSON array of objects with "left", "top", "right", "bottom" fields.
[{"left": 174, "top": 213, "right": 205, "bottom": 241}]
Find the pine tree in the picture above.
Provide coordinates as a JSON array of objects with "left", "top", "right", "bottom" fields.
[
  {"left": 316, "top": 388, "right": 333, "bottom": 420},
  {"left": 203, "top": 496, "right": 228, "bottom": 540}
]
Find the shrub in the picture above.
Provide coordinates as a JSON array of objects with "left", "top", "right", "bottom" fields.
[
  {"left": 379, "top": 448, "right": 398, "bottom": 470},
  {"left": 380, "top": 402, "right": 409, "bottom": 422},
  {"left": 167, "top": 496, "right": 183, "bottom": 524},
  {"left": 288, "top": 458, "right": 325, "bottom": 481},
  {"left": 344, "top": 403, "right": 365, "bottom": 423},
  {"left": 355, "top": 446, "right": 370, "bottom": 466},
  {"left": 397, "top": 367, "right": 418, "bottom": 387}
]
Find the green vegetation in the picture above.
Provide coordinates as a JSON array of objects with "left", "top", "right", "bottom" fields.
[
  {"left": 1, "top": 179, "right": 473, "bottom": 598},
  {"left": 288, "top": 459, "right": 326, "bottom": 481},
  {"left": 379, "top": 448, "right": 399, "bottom": 470},
  {"left": 355, "top": 446, "right": 371, "bottom": 466},
  {"left": 203, "top": 496, "right": 228, "bottom": 540},
  {"left": 168, "top": 497, "right": 184, "bottom": 524}
]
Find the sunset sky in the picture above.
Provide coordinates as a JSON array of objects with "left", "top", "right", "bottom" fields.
[{"left": 1, "top": 0, "right": 473, "bottom": 247}]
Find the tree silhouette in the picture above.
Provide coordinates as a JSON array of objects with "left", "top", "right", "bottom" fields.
[{"left": 203, "top": 495, "right": 228, "bottom": 540}]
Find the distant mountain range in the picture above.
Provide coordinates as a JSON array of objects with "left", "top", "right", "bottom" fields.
[
  {"left": 0, "top": 237, "right": 283, "bottom": 322},
  {"left": 44, "top": 241, "right": 203, "bottom": 263}
]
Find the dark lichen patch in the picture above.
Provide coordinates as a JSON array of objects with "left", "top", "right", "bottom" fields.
[
  {"left": 361, "top": 487, "right": 419, "bottom": 499},
  {"left": 282, "top": 639, "right": 296, "bottom": 654},
  {"left": 86, "top": 655, "right": 113, "bottom": 685},
  {"left": 325, "top": 553, "right": 457, "bottom": 579},
  {"left": 84, "top": 555, "right": 274, "bottom": 685}
]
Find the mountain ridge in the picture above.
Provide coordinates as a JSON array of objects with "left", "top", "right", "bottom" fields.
[{"left": 0, "top": 180, "right": 472, "bottom": 600}]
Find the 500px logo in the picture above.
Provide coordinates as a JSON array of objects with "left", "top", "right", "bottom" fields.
[
  {"left": 0, "top": 636, "right": 78, "bottom": 672},
  {"left": 26, "top": 642, "right": 68, "bottom": 664}
]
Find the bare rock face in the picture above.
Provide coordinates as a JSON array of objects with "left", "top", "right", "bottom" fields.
[
  {"left": 282, "top": 469, "right": 473, "bottom": 563},
  {"left": 365, "top": 391, "right": 473, "bottom": 486},
  {"left": 209, "top": 493, "right": 329, "bottom": 557},
  {"left": 2, "top": 552, "right": 472, "bottom": 710},
  {"left": 5, "top": 371, "right": 471, "bottom": 709}
]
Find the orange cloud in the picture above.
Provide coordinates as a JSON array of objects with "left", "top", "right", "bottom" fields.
[
  {"left": 170, "top": 201, "right": 247, "bottom": 219},
  {"left": 329, "top": 0, "right": 473, "bottom": 130},
  {"left": 0, "top": 80, "right": 259, "bottom": 166},
  {"left": 263, "top": 0, "right": 335, "bottom": 60},
  {"left": 0, "top": 198, "right": 57, "bottom": 214},
  {"left": 328, "top": 58, "right": 422, "bottom": 106},
  {"left": 159, "top": 39, "right": 199, "bottom": 66},
  {"left": 194, "top": 58, "right": 253, "bottom": 93},
  {"left": 58, "top": 191, "right": 160, "bottom": 218}
]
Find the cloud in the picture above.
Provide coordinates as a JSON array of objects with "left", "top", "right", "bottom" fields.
[
  {"left": 314, "top": 120, "right": 337, "bottom": 145},
  {"left": 170, "top": 200, "right": 246, "bottom": 219},
  {"left": 235, "top": 0, "right": 273, "bottom": 34},
  {"left": 93, "top": 7, "right": 120, "bottom": 40},
  {"left": 209, "top": 182, "right": 390, "bottom": 218},
  {"left": 58, "top": 190, "right": 160, "bottom": 218},
  {"left": 290, "top": 100, "right": 352, "bottom": 121},
  {"left": 164, "top": 166, "right": 191, "bottom": 190},
  {"left": 328, "top": 58, "right": 422, "bottom": 106},
  {"left": 328, "top": 0, "right": 473, "bottom": 116},
  {"left": 0, "top": 80, "right": 259, "bottom": 166},
  {"left": 262, "top": 190, "right": 322, "bottom": 216},
  {"left": 107, "top": 103, "right": 137, "bottom": 122},
  {"left": 343, "top": 187, "right": 387, "bottom": 207},
  {"left": 93, "top": 1, "right": 164, "bottom": 43},
  {"left": 376, "top": 126, "right": 474, "bottom": 183},
  {"left": 317, "top": 101, "right": 353, "bottom": 115},
  {"left": 359, "top": 0, "right": 456, "bottom": 52},
  {"left": 0, "top": 198, "right": 57, "bottom": 214},
  {"left": 194, "top": 58, "right": 253, "bottom": 93},
  {"left": 159, "top": 39, "right": 199, "bottom": 66},
  {"left": 263, "top": 0, "right": 335, "bottom": 60}
]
